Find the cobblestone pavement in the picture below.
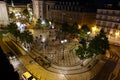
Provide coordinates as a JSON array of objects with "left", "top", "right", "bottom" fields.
[
  {"left": 30, "top": 39, "right": 102, "bottom": 74},
  {"left": 2, "top": 30, "right": 120, "bottom": 80},
  {"left": 20, "top": 55, "right": 104, "bottom": 80},
  {"left": 32, "top": 37, "right": 83, "bottom": 66}
]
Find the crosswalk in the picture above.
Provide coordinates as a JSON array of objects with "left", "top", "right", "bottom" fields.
[
  {"left": 109, "top": 50, "right": 119, "bottom": 62},
  {"left": 91, "top": 48, "right": 120, "bottom": 80}
]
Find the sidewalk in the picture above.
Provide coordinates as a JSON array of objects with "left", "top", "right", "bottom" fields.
[
  {"left": 5, "top": 34, "right": 106, "bottom": 80},
  {"left": 109, "top": 38, "right": 120, "bottom": 45},
  {"left": 19, "top": 55, "right": 68, "bottom": 80},
  {"left": 47, "top": 58, "right": 101, "bottom": 75},
  {"left": 19, "top": 54, "right": 105, "bottom": 80}
]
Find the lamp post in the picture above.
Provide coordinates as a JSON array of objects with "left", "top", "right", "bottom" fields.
[{"left": 61, "top": 39, "right": 67, "bottom": 60}]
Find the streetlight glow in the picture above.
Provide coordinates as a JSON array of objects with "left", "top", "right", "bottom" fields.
[
  {"left": 61, "top": 39, "right": 67, "bottom": 60},
  {"left": 87, "top": 31, "right": 91, "bottom": 35},
  {"left": 41, "top": 20, "right": 45, "bottom": 24}
]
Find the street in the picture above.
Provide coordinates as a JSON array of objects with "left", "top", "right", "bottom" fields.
[
  {"left": 1, "top": 30, "right": 120, "bottom": 80},
  {"left": 91, "top": 44, "right": 120, "bottom": 80}
]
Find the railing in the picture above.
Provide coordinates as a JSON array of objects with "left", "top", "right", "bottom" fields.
[
  {"left": 97, "top": 12, "right": 120, "bottom": 16},
  {"left": 96, "top": 18, "right": 120, "bottom": 23}
]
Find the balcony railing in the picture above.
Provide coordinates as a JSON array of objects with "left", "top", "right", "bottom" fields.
[
  {"left": 96, "top": 18, "right": 120, "bottom": 23},
  {"left": 97, "top": 12, "right": 120, "bottom": 16},
  {"left": 96, "top": 24, "right": 120, "bottom": 29}
]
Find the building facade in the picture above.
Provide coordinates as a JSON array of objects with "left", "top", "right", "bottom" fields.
[
  {"left": 47, "top": 1, "right": 96, "bottom": 27},
  {"left": 32, "top": 0, "right": 46, "bottom": 20},
  {"left": 96, "top": 3, "right": 120, "bottom": 41},
  {"left": 32, "top": 0, "right": 96, "bottom": 28},
  {"left": 0, "top": 1, "right": 9, "bottom": 26}
]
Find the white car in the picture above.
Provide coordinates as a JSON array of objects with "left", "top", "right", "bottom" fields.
[{"left": 22, "top": 71, "right": 36, "bottom": 80}]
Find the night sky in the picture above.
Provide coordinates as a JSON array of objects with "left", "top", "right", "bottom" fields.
[
  {"left": 0, "top": 0, "right": 119, "bottom": 4},
  {"left": 96, "top": 0, "right": 120, "bottom": 4}
]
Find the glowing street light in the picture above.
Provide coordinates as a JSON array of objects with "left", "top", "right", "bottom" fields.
[
  {"left": 92, "top": 26, "right": 96, "bottom": 33},
  {"left": 87, "top": 31, "right": 91, "bottom": 35},
  {"left": 115, "top": 31, "right": 119, "bottom": 39},
  {"left": 61, "top": 39, "right": 67, "bottom": 60},
  {"left": 41, "top": 20, "right": 45, "bottom": 25}
]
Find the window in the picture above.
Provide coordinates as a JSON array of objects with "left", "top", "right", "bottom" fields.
[
  {"left": 69, "top": 2, "right": 71, "bottom": 5},
  {"left": 114, "top": 24, "right": 118, "bottom": 29},
  {"left": 67, "top": 6, "right": 69, "bottom": 11},
  {"left": 66, "top": 2, "right": 68, "bottom": 5},
  {"left": 103, "top": 21, "right": 106, "bottom": 27},
  {"left": 73, "top": 2, "right": 75, "bottom": 5},
  {"left": 112, "top": 11, "right": 115, "bottom": 14}
]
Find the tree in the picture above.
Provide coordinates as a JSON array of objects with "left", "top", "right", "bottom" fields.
[
  {"left": 7, "top": 23, "right": 18, "bottom": 34},
  {"left": 22, "top": 8, "right": 30, "bottom": 22},
  {"left": 88, "top": 28, "right": 109, "bottom": 55},
  {"left": 75, "top": 45, "right": 93, "bottom": 66},
  {"left": 7, "top": 23, "right": 21, "bottom": 42},
  {"left": 13, "top": 29, "right": 20, "bottom": 42},
  {"left": 78, "top": 25, "right": 90, "bottom": 48},
  {"left": 36, "top": 19, "right": 42, "bottom": 29},
  {"left": 22, "top": 8, "right": 29, "bottom": 17},
  {"left": 26, "top": 34, "right": 33, "bottom": 44},
  {"left": 7, "top": 23, "right": 20, "bottom": 41},
  {"left": 19, "top": 32, "right": 26, "bottom": 43},
  {"left": 19, "top": 30, "right": 33, "bottom": 49},
  {"left": 59, "top": 22, "right": 71, "bottom": 39},
  {"left": 9, "top": 12, "right": 15, "bottom": 19},
  {"left": 61, "top": 22, "right": 71, "bottom": 33},
  {"left": 43, "top": 19, "right": 50, "bottom": 27},
  {"left": 75, "top": 28, "right": 109, "bottom": 61},
  {"left": 76, "top": 45, "right": 88, "bottom": 60},
  {"left": 60, "top": 22, "right": 80, "bottom": 39},
  {"left": 79, "top": 25, "right": 90, "bottom": 39},
  {"left": 70, "top": 22, "right": 79, "bottom": 37}
]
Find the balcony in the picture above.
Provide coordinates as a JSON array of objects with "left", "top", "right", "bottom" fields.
[
  {"left": 96, "top": 18, "right": 120, "bottom": 23},
  {"left": 97, "top": 12, "right": 120, "bottom": 16},
  {"left": 97, "top": 24, "right": 119, "bottom": 30}
]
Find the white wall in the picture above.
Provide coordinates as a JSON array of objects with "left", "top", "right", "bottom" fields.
[{"left": 0, "top": 1, "right": 9, "bottom": 26}]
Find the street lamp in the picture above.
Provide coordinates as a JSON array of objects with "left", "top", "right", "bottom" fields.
[
  {"left": 61, "top": 39, "right": 67, "bottom": 60},
  {"left": 41, "top": 20, "right": 45, "bottom": 25}
]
